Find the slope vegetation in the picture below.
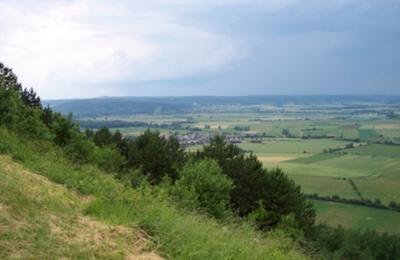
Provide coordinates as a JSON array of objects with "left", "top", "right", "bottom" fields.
[
  {"left": 0, "top": 155, "right": 161, "bottom": 259},
  {"left": 0, "top": 128, "right": 307, "bottom": 259}
]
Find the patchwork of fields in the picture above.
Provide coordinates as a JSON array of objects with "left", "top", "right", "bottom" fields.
[
  {"left": 250, "top": 144, "right": 400, "bottom": 204},
  {"left": 313, "top": 200, "right": 400, "bottom": 234},
  {"left": 239, "top": 139, "right": 400, "bottom": 233},
  {"left": 86, "top": 111, "right": 400, "bottom": 234}
]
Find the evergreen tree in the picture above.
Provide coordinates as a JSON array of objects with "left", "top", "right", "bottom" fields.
[
  {"left": 126, "top": 130, "right": 183, "bottom": 184},
  {"left": 197, "top": 135, "right": 315, "bottom": 233},
  {"left": 93, "top": 127, "right": 113, "bottom": 147}
]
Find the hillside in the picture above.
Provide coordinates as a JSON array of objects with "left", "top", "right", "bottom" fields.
[
  {"left": 0, "top": 155, "right": 161, "bottom": 259},
  {"left": 0, "top": 128, "right": 307, "bottom": 259},
  {"left": 3, "top": 62, "right": 400, "bottom": 259}
]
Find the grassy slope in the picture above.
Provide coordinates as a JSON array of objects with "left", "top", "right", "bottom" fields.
[
  {"left": 0, "top": 128, "right": 307, "bottom": 260},
  {"left": 0, "top": 155, "right": 160, "bottom": 259}
]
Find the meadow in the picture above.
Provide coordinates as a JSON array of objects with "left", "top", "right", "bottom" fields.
[{"left": 313, "top": 200, "right": 400, "bottom": 234}]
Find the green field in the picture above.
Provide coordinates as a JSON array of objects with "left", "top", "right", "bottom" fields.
[
  {"left": 313, "top": 200, "right": 400, "bottom": 234},
  {"left": 345, "top": 144, "right": 400, "bottom": 157},
  {"left": 92, "top": 111, "right": 400, "bottom": 233},
  {"left": 239, "top": 139, "right": 348, "bottom": 155}
]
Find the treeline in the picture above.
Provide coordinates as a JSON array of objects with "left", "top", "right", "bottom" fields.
[
  {"left": 310, "top": 224, "right": 400, "bottom": 259},
  {"left": 307, "top": 194, "right": 400, "bottom": 212},
  {"left": 77, "top": 119, "right": 184, "bottom": 130},
  {"left": 307, "top": 177, "right": 400, "bottom": 213},
  {"left": 348, "top": 178, "right": 364, "bottom": 200},
  {"left": 2, "top": 62, "right": 400, "bottom": 259}
]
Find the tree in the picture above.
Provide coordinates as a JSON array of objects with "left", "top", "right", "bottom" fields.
[
  {"left": 282, "top": 128, "right": 290, "bottom": 137},
  {"left": 196, "top": 135, "right": 315, "bottom": 233},
  {"left": 111, "top": 130, "right": 123, "bottom": 144},
  {"left": 21, "top": 87, "right": 41, "bottom": 108},
  {"left": 173, "top": 159, "right": 233, "bottom": 218},
  {"left": 258, "top": 168, "right": 315, "bottom": 232},
  {"left": 126, "top": 130, "right": 183, "bottom": 184},
  {"left": 41, "top": 106, "right": 54, "bottom": 127},
  {"left": 51, "top": 113, "right": 78, "bottom": 146},
  {"left": 93, "top": 127, "right": 113, "bottom": 147}
]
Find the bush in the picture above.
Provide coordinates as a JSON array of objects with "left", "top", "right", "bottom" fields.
[
  {"left": 64, "top": 136, "right": 96, "bottom": 164},
  {"left": 173, "top": 159, "right": 233, "bottom": 219},
  {"left": 92, "top": 145, "right": 125, "bottom": 173}
]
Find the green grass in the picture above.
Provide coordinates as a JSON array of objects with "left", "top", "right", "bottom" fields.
[
  {"left": 312, "top": 155, "right": 399, "bottom": 177},
  {"left": 356, "top": 176, "right": 400, "bottom": 205},
  {"left": 287, "top": 153, "right": 343, "bottom": 164},
  {"left": 275, "top": 162, "right": 369, "bottom": 178},
  {"left": 358, "top": 128, "right": 379, "bottom": 141},
  {"left": 344, "top": 144, "right": 400, "bottom": 157},
  {"left": 0, "top": 155, "right": 156, "bottom": 259},
  {"left": 261, "top": 145, "right": 400, "bottom": 206},
  {"left": 313, "top": 200, "right": 400, "bottom": 235},
  {"left": 290, "top": 175, "right": 359, "bottom": 199},
  {"left": 0, "top": 128, "right": 307, "bottom": 260},
  {"left": 239, "top": 139, "right": 348, "bottom": 154}
]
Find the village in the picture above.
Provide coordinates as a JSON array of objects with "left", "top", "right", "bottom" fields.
[{"left": 175, "top": 131, "right": 265, "bottom": 146}]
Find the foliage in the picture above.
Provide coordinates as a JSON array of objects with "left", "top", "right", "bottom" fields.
[
  {"left": 196, "top": 136, "right": 316, "bottom": 234},
  {"left": 126, "top": 130, "right": 184, "bottom": 184},
  {"left": 309, "top": 224, "right": 400, "bottom": 259},
  {"left": 64, "top": 136, "right": 96, "bottom": 164},
  {"left": 92, "top": 145, "right": 125, "bottom": 173},
  {"left": 92, "top": 127, "right": 113, "bottom": 147},
  {"left": 173, "top": 159, "right": 233, "bottom": 218},
  {"left": 0, "top": 127, "right": 306, "bottom": 260}
]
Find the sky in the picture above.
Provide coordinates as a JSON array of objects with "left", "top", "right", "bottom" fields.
[{"left": 1, "top": 0, "right": 399, "bottom": 99}]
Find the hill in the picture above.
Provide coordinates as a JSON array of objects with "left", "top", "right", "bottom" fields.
[
  {"left": 0, "top": 128, "right": 307, "bottom": 259},
  {"left": 45, "top": 95, "right": 400, "bottom": 118},
  {"left": 0, "top": 155, "right": 160, "bottom": 259}
]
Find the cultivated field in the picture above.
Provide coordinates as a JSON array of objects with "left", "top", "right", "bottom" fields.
[
  {"left": 73, "top": 101, "right": 400, "bottom": 233},
  {"left": 313, "top": 200, "right": 400, "bottom": 234}
]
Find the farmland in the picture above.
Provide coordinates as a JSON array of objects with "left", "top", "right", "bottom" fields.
[
  {"left": 313, "top": 200, "right": 400, "bottom": 234},
  {"left": 115, "top": 117, "right": 400, "bottom": 233},
  {"left": 51, "top": 96, "right": 400, "bottom": 234}
]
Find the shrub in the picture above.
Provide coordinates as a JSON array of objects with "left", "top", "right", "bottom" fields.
[
  {"left": 173, "top": 159, "right": 233, "bottom": 218},
  {"left": 64, "top": 136, "right": 96, "bottom": 164},
  {"left": 92, "top": 145, "right": 125, "bottom": 173}
]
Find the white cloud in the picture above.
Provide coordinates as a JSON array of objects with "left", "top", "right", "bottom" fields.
[
  {"left": 1, "top": 0, "right": 398, "bottom": 97},
  {"left": 0, "top": 0, "right": 241, "bottom": 98}
]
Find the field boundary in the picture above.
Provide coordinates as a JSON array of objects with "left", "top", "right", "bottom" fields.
[{"left": 307, "top": 194, "right": 400, "bottom": 213}]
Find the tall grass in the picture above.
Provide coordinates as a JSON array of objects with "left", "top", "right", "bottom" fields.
[{"left": 0, "top": 128, "right": 308, "bottom": 259}]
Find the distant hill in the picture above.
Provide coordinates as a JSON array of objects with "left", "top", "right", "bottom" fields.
[
  {"left": 45, "top": 95, "right": 400, "bottom": 118},
  {"left": 45, "top": 97, "right": 189, "bottom": 117}
]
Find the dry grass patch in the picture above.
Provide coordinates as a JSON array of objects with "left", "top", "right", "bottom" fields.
[
  {"left": 258, "top": 156, "right": 296, "bottom": 163},
  {"left": 0, "top": 155, "right": 162, "bottom": 260}
]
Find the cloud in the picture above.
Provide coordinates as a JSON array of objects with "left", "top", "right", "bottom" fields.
[
  {"left": 0, "top": 0, "right": 241, "bottom": 97},
  {"left": 0, "top": 0, "right": 399, "bottom": 98}
]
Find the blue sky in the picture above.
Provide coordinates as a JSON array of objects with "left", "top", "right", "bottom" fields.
[{"left": 1, "top": 0, "right": 399, "bottom": 98}]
